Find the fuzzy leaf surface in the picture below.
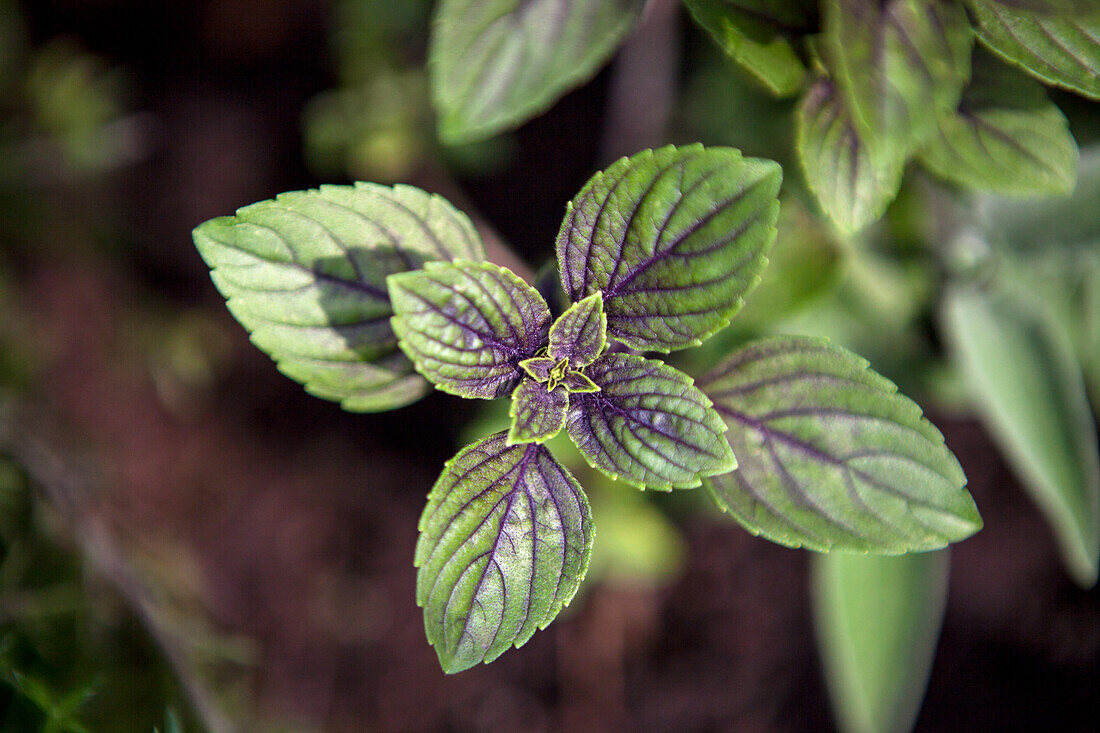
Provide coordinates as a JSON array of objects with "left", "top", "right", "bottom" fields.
[
  {"left": 797, "top": 77, "right": 906, "bottom": 234},
  {"left": 684, "top": 0, "right": 808, "bottom": 97},
  {"left": 919, "top": 55, "right": 1079, "bottom": 194},
  {"left": 944, "top": 287, "right": 1100, "bottom": 586},
  {"left": 388, "top": 261, "right": 550, "bottom": 399},
  {"left": 813, "top": 551, "right": 949, "bottom": 733},
  {"left": 416, "top": 431, "right": 593, "bottom": 673},
  {"left": 509, "top": 381, "right": 569, "bottom": 444},
  {"left": 192, "top": 183, "right": 484, "bottom": 412},
  {"left": 556, "top": 144, "right": 781, "bottom": 352},
  {"left": 824, "top": 0, "right": 972, "bottom": 164},
  {"left": 430, "top": 0, "right": 644, "bottom": 143},
  {"left": 548, "top": 292, "right": 606, "bottom": 367},
  {"left": 969, "top": 1, "right": 1100, "bottom": 100},
  {"left": 567, "top": 353, "right": 735, "bottom": 490},
  {"left": 700, "top": 336, "right": 981, "bottom": 553}
]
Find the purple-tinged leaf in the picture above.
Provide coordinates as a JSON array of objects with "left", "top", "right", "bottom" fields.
[
  {"left": 556, "top": 144, "right": 781, "bottom": 352},
  {"left": 508, "top": 381, "right": 570, "bottom": 444},
  {"left": 416, "top": 432, "right": 594, "bottom": 673},
  {"left": 549, "top": 292, "right": 606, "bottom": 367},
  {"left": 520, "top": 356, "right": 556, "bottom": 382},
  {"left": 192, "top": 183, "right": 485, "bottom": 412},
  {"left": 567, "top": 353, "right": 736, "bottom": 490},
  {"left": 700, "top": 336, "right": 982, "bottom": 553},
  {"left": 388, "top": 261, "right": 550, "bottom": 399},
  {"left": 561, "top": 371, "right": 600, "bottom": 394}
]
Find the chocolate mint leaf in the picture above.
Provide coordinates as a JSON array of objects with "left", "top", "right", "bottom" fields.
[
  {"left": 430, "top": 0, "right": 644, "bottom": 144},
  {"left": 388, "top": 261, "right": 550, "bottom": 399},
  {"left": 508, "top": 381, "right": 569, "bottom": 444},
  {"left": 567, "top": 353, "right": 735, "bottom": 490},
  {"left": 192, "top": 183, "right": 484, "bottom": 412},
  {"left": 919, "top": 55, "right": 1079, "bottom": 195},
  {"left": 561, "top": 371, "right": 600, "bottom": 394},
  {"left": 797, "top": 76, "right": 906, "bottom": 234},
  {"left": 548, "top": 292, "right": 606, "bottom": 367},
  {"left": 416, "top": 431, "right": 593, "bottom": 673},
  {"left": 556, "top": 144, "right": 781, "bottom": 352},
  {"left": 968, "top": 0, "right": 1099, "bottom": 100},
  {"left": 684, "top": 0, "right": 808, "bottom": 97},
  {"left": 700, "top": 336, "right": 981, "bottom": 553},
  {"left": 824, "top": 0, "right": 972, "bottom": 165}
]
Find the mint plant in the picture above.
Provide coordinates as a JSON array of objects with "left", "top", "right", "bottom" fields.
[{"left": 193, "top": 143, "right": 982, "bottom": 674}]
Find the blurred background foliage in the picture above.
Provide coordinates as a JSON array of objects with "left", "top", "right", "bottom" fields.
[{"left": 0, "top": 0, "right": 1096, "bottom": 731}]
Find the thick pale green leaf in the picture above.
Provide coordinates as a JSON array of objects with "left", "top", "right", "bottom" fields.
[
  {"left": 813, "top": 551, "right": 949, "bottom": 733},
  {"left": 797, "top": 77, "right": 906, "bottom": 234},
  {"left": 430, "top": 0, "right": 644, "bottom": 143},
  {"left": 944, "top": 286, "right": 1100, "bottom": 586},
  {"left": 684, "top": 0, "right": 807, "bottom": 97},
  {"left": 556, "top": 144, "right": 782, "bottom": 352},
  {"left": 969, "top": 0, "right": 1100, "bottom": 99},
  {"left": 508, "top": 381, "right": 569, "bottom": 444},
  {"left": 192, "top": 183, "right": 484, "bottom": 412},
  {"left": 919, "top": 55, "right": 1078, "bottom": 194},
  {"left": 700, "top": 336, "right": 980, "bottom": 552},
  {"left": 549, "top": 292, "right": 606, "bottom": 367},
  {"left": 567, "top": 353, "right": 735, "bottom": 490},
  {"left": 415, "top": 431, "right": 593, "bottom": 673},
  {"left": 388, "top": 261, "right": 550, "bottom": 399},
  {"left": 824, "top": 0, "right": 972, "bottom": 164}
]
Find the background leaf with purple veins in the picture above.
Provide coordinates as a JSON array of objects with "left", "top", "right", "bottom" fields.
[
  {"left": 549, "top": 292, "right": 606, "bottom": 367},
  {"left": 700, "top": 336, "right": 981, "bottom": 553},
  {"left": 509, "top": 381, "right": 569, "bottom": 444},
  {"left": 556, "top": 144, "right": 782, "bottom": 352},
  {"left": 388, "top": 261, "right": 550, "bottom": 399},
  {"left": 567, "top": 353, "right": 735, "bottom": 490},
  {"left": 192, "top": 183, "right": 485, "bottom": 413},
  {"left": 415, "top": 432, "right": 593, "bottom": 674}
]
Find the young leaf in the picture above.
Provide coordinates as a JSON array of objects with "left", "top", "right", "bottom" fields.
[
  {"left": 944, "top": 286, "right": 1100, "bottom": 587},
  {"left": 919, "top": 55, "right": 1079, "bottom": 195},
  {"left": 813, "top": 551, "right": 950, "bottom": 733},
  {"left": 548, "top": 292, "right": 606, "bottom": 367},
  {"left": 968, "top": 0, "right": 1100, "bottom": 100},
  {"left": 824, "top": 0, "right": 972, "bottom": 164},
  {"left": 520, "top": 356, "right": 557, "bottom": 382},
  {"left": 683, "top": 0, "right": 808, "bottom": 97},
  {"left": 700, "top": 336, "right": 981, "bottom": 553},
  {"left": 388, "top": 261, "right": 550, "bottom": 399},
  {"left": 192, "top": 183, "right": 485, "bottom": 412},
  {"left": 567, "top": 353, "right": 735, "bottom": 490},
  {"left": 430, "top": 0, "right": 644, "bottom": 144},
  {"left": 797, "top": 77, "right": 906, "bottom": 234},
  {"left": 415, "top": 431, "right": 594, "bottom": 673},
  {"left": 508, "top": 381, "right": 569, "bottom": 444},
  {"left": 556, "top": 144, "right": 782, "bottom": 352}
]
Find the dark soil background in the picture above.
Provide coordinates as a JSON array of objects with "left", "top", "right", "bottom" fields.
[{"left": 8, "top": 1, "right": 1099, "bottom": 731}]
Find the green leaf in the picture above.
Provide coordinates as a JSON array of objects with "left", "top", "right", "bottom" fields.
[
  {"left": 415, "top": 431, "right": 594, "bottom": 673},
  {"left": 700, "top": 336, "right": 981, "bottom": 552},
  {"left": 918, "top": 54, "right": 1079, "bottom": 195},
  {"left": 549, "top": 292, "right": 606, "bottom": 367},
  {"left": 388, "top": 261, "right": 551, "bottom": 399},
  {"left": 430, "top": 0, "right": 644, "bottom": 143},
  {"left": 567, "top": 353, "right": 736, "bottom": 490},
  {"left": 797, "top": 76, "right": 906, "bottom": 234},
  {"left": 556, "top": 144, "right": 782, "bottom": 352},
  {"left": 943, "top": 286, "right": 1100, "bottom": 586},
  {"left": 976, "top": 0, "right": 1100, "bottom": 14},
  {"left": 192, "top": 183, "right": 484, "bottom": 412},
  {"left": 824, "top": 0, "right": 972, "bottom": 164},
  {"left": 969, "top": 0, "right": 1100, "bottom": 99},
  {"left": 683, "top": 0, "right": 807, "bottom": 97},
  {"left": 813, "top": 551, "right": 949, "bottom": 733},
  {"left": 508, "top": 381, "right": 569, "bottom": 444}
]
